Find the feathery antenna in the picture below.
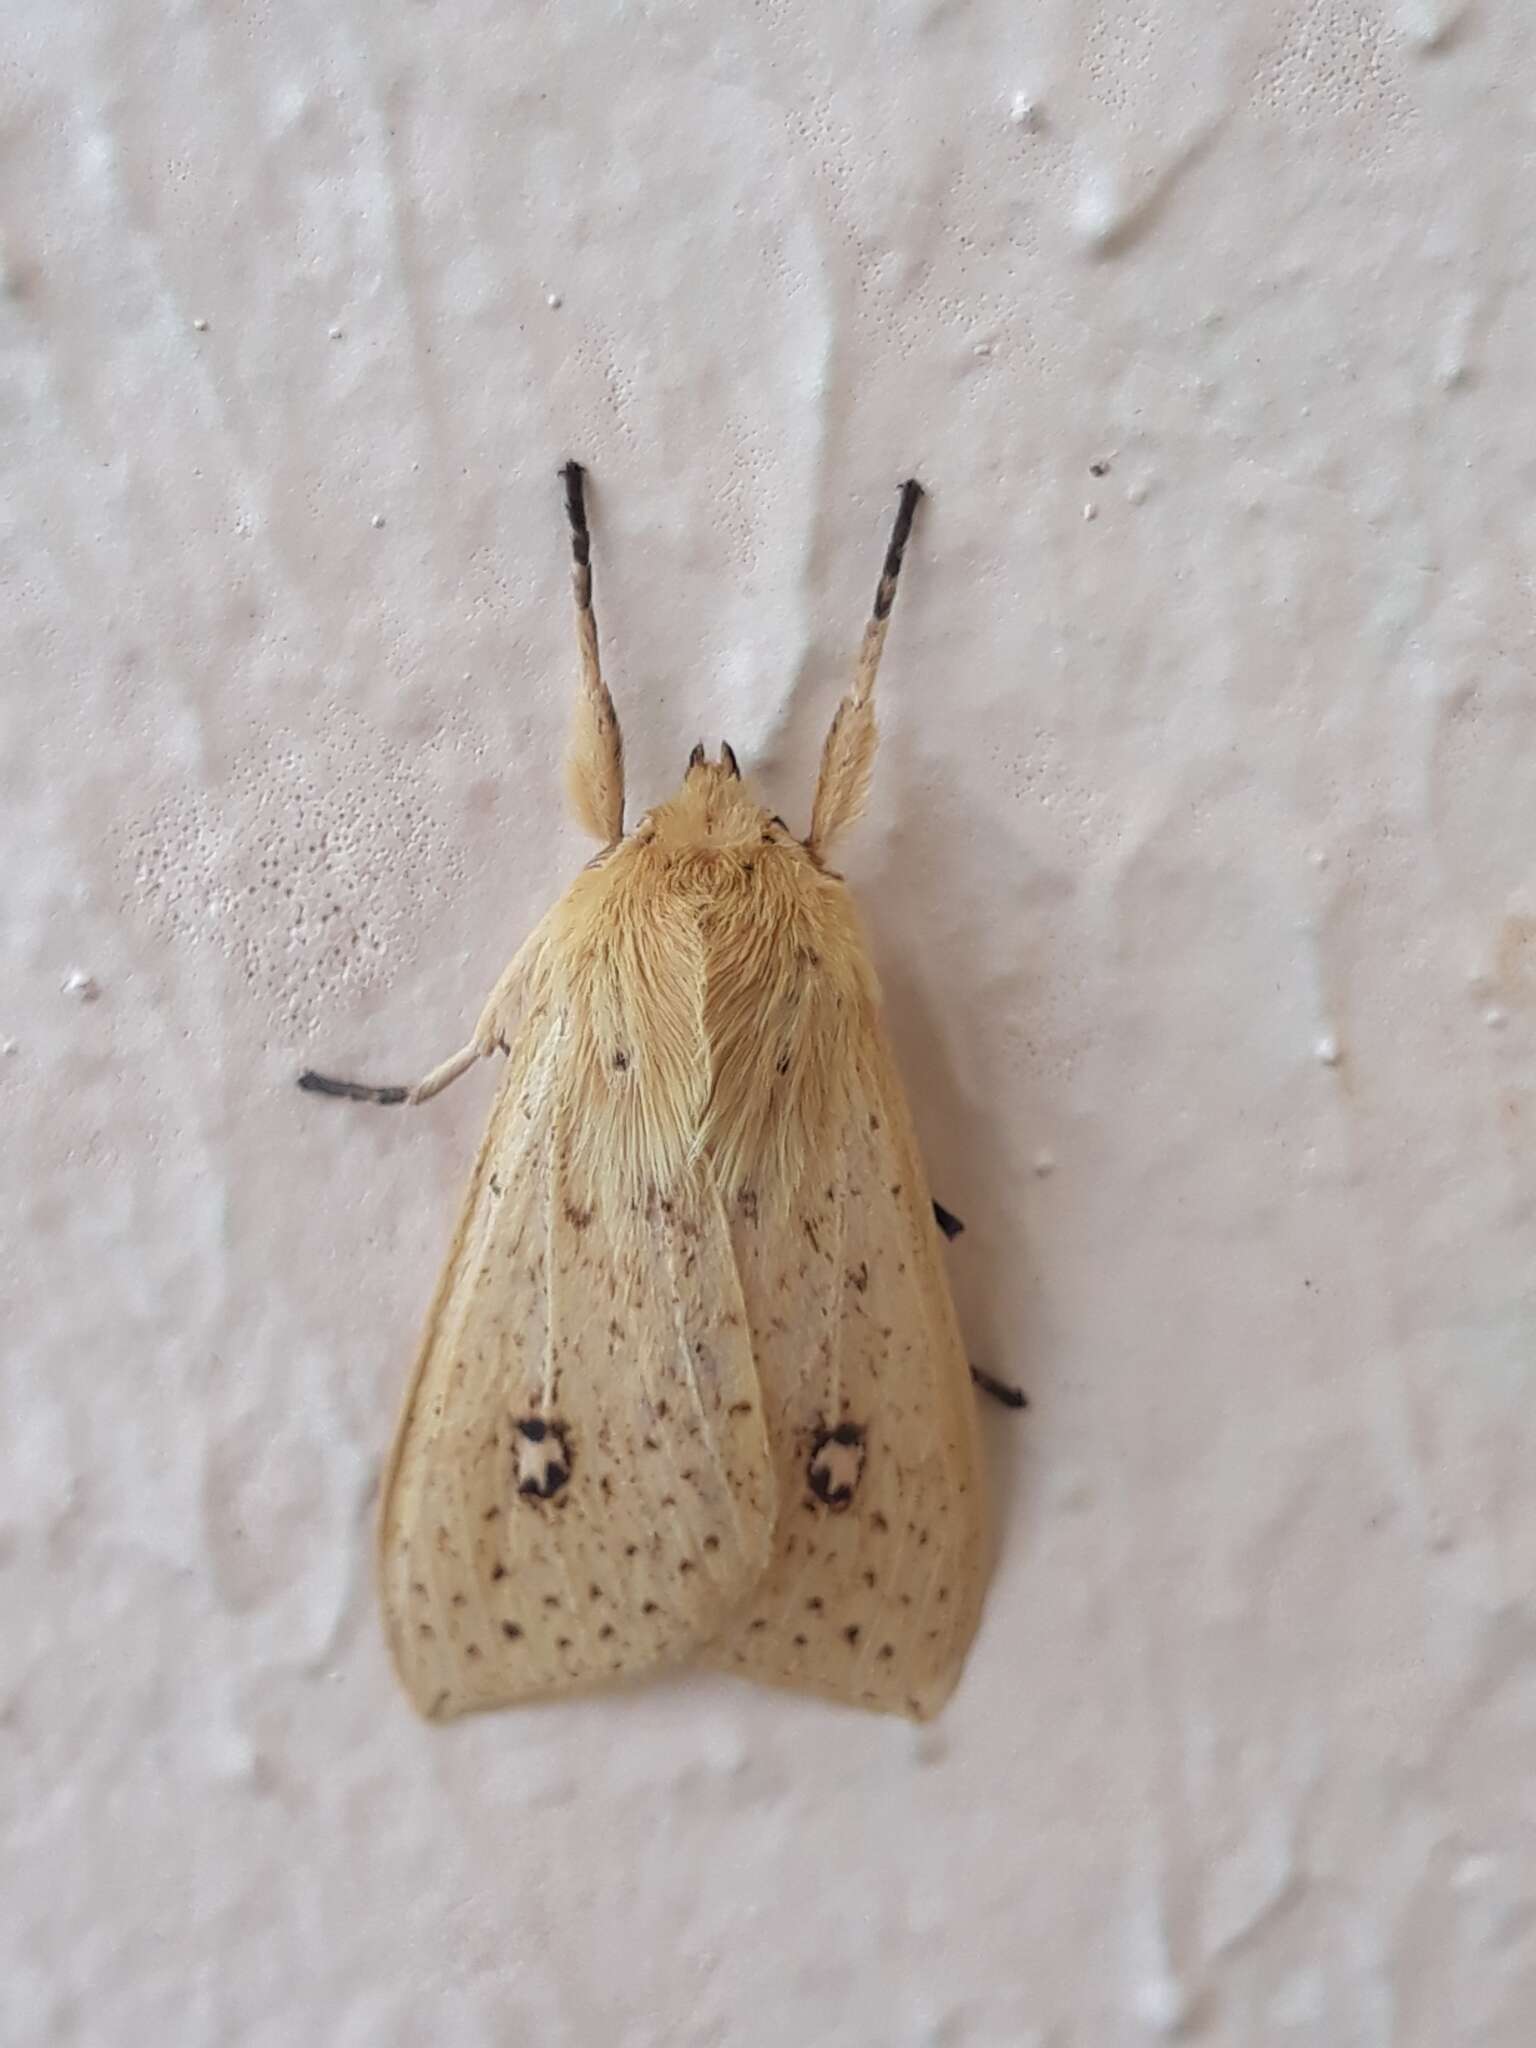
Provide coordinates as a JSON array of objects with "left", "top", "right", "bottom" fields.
[
  {"left": 808, "top": 479, "right": 924, "bottom": 856},
  {"left": 561, "top": 462, "right": 626, "bottom": 842}
]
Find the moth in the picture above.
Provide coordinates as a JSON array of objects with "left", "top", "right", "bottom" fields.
[{"left": 301, "top": 465, "right": 1020, "bottom": 1722}]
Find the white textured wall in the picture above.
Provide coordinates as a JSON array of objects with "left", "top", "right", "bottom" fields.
[{"left": 5, "top": 3, "right": 1535, "bottom": 2042}]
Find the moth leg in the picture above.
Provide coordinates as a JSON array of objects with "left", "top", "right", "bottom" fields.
[
  {"left": 298, "top": 1037, "right": 487, "bottom": 1108},
  {"left": 409, "top": 1041, "right": 486, "bottom": 1102},
  {"left": 971, "top": 1364, "right": 1028, "bottom": 1411},
  {"left": 929, "top": 1203, "right": 1023, "bottom": 1407},
  {"left": 929, "top": 1204, "right": 1022, "bottom": 1404},
  {"left": 298, "top": 937, "right": 534, "bottom": 1106}
]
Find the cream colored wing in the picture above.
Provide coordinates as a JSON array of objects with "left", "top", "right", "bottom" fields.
[
  {"left": 378, "top": 1032, "right": 777, "bottom": 1720},
  {"left": 701, "top": 1024, "right": 988, "bottom": 1719}
]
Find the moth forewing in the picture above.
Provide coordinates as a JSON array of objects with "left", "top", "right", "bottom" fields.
[
  {"left": 377, "top": 1014, "right": 779, "bottom": 1720},
  {"left": 699, "top": 1008, "right": 988, "bottom": 1721}
]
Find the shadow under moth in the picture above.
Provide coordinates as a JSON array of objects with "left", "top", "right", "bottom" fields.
[{"left": 301, "top": 466, "right": 1022, "bottom": 1722}]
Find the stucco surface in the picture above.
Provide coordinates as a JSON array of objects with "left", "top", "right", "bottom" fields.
[{"left": 3, "top": 3, "right": 1535, "bottom": 2042}]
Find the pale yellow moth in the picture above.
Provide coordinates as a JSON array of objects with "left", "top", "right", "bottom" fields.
[{"left": 300, "top": 467, "right": 1020, "bottom": 1722}]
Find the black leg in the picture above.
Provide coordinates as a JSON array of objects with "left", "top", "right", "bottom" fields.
[
  {"left": 970, "top": 1365, "right": 1028, "bottom": 1411},
  {"left": 930, "top": 1198, "right": 1021, "bottom": 1408},
  {"left": 297, "top": 1037, "right": 483, "bottom": 1109},
  {"left": 298, "top": 1071, "right": 409, "bottom": 1105}
]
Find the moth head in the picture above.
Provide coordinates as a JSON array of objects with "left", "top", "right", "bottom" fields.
[
  {"left": 642, "top": 742, "right": 788, "bottom": 852},
  {"left": 558, "top": 465, "right": 922, "bottom": 859}
]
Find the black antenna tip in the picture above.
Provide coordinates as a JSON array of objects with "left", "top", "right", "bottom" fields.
[
  {"left": 892, "top": 478, "right": 923, "bottom": 539},
  {"left": 873, "top": 480, "right": 924, "bottom": 618},
  {"left": 562, "top": 463, "right": 591, "bottom": 564}
]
